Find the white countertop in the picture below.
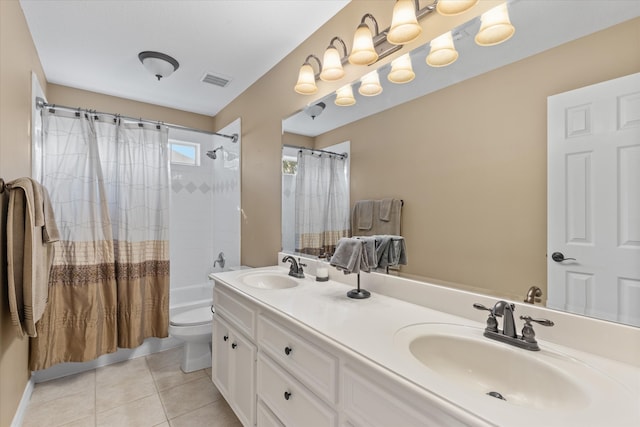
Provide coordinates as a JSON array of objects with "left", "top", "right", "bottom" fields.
[{"left": 211, "top": 266, "right": 640, "bottom": 427}]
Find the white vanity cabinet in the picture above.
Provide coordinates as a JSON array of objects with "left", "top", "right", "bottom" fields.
[
  {"left": 256, "top": 314, "right": 339, "bottom": 427},
  {"left": 212, "top": 278, "right": 479, "bottom": 427},
  {"left": 212, "top": 286, "right": 258, "bottom": 427}
]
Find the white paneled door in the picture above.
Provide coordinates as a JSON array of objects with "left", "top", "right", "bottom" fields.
[{"left": 548, "top": 73, "right": 640, "bottom": 326}]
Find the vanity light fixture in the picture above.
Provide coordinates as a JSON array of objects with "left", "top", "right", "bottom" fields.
[
  {"left": 475, "top": 3, "right": 515, "bottom": 46},
  {"left": 426, "top": 31, "right": 459, "bottom": 67},
  {"left": 348, "top": 14, "right": 380, "bottom": 66},
  {"left": 138, "top": 51, "right": 179, "bottom": 81},
  {"left": 335, "top": 84, "right": 356, "bottom": 106},
  {"left": 436, "top": 0, "right": 479, "bottom": 16},
  {"left": 294, "top": 54, "right": 322, "bottom": 95},
  {"left": 388, "top": 54, "right": 415, "bottom": 84},
  {"left": 359, "top": 70, "right": 383, "bottom": 96},
  {"left": 387, "top": 0, "right": 422, "bottom": 45},
  {"left": 320, "top": 37, "right": 349, "bottom": 82}
]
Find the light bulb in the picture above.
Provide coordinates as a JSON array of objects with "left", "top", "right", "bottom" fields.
[
  {"left": 294, "top": 63, "right": 317, "bottom": 95},
  {"left": 335, "top": 85, "right": 356, "bottom": 106},
  {"left": 349, "top": 23, "right": 378, "bottom": 65},
  {"left": 475, "top": 3, "right": 515, "bottom": 46},
  {"left": 320, "top": 46, "right": 345, "bottom": 81},
  {"left": 436, "top": 0, "right": 479, "bottom": 16},
  {"left": 388, "top": 54, "right": 415, "bottom": 84},
  {"left": 387, "top": 0, "right": 422, "bottom": 45},
  {"left": 426, "top": 32, "right": 459, "bottom": 67},
  {"left": 359, "top": 71, "right": 383, "bottom": 96}
]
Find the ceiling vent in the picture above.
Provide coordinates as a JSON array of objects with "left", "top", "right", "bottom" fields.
[{"left": 201, "top": 72, "right": 231, "bottom": 88}]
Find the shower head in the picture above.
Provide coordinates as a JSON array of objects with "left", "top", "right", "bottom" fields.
[{"left": 206, "top": 146, "right": 224, "bottom": 160}]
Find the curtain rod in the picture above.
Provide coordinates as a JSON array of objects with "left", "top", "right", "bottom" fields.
[
  {"left": 35, "top": 97, "right": 238, "bottom": 142},
  {"left": 283, "top": 144, "right": 348, "bottom": 159}
]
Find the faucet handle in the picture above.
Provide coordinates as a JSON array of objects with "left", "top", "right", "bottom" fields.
[
  {"left": 519, "top": 315, "right": 554, "bottom": 347},
  {"left": 297, "top": 257, "right": 307, "bottom": 268},
  {"left": 473, "top": 303, "right": 498, "bottom": 333},
  {"left": 520, "top": 315, "right": 554, "bottom": 327},
  {"left": 473, "top": 303, "right": 492, "bottom": 312}
]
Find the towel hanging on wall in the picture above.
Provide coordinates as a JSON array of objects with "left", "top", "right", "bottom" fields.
[{"left": 5, "top": 177, "right": 60, "bottom": 337}]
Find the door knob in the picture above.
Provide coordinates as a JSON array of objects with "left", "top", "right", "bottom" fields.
[{"left": 551, "top": 252, "right": 576, "bottom": 262}]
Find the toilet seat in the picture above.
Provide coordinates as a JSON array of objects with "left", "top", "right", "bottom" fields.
[{"left": 170, "top": 306, "right": 213, "bottom": 327}]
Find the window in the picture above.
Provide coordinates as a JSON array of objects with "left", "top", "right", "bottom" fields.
[
  {"left": 282, "top": 156, "right": 297, "bottom": 175},
  {"left": 170, "top": 140, "right": 200, "bottom": 166}
]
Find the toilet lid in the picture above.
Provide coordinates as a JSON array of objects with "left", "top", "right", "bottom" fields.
[{"left": 170, "top": 306, "right": 213, "bottom": 326}]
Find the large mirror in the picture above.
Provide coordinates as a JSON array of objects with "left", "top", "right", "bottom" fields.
[{"left": 282, "top": 0, "right": 640, "bottom": 327}]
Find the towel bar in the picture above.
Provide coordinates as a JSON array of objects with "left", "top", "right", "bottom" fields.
[{"left": 0, "top": 178, "right": 11, "bottom": 193}]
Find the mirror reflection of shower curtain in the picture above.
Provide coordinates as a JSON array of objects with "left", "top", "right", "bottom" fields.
[
  {"left": 294, "top": 151, "right": 349, "bottom": 256},
  {"left": 30, "top": 109, "right": 170, "bottom": 370}
]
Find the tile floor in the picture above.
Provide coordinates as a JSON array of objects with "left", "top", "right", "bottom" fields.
[{"left": 22, "top": 347, "right": 242, "bottom": 427}]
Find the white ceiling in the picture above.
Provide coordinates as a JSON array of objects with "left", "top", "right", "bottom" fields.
[
  {"left": 19, "top": 0, "right": 350, "bottom": 116},
  {"left": 283, "top": 0, "right": 640, "bottom": 137}
]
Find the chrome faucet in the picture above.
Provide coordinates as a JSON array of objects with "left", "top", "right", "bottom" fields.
[
  {"left": 492, "top": 300, "right": 517, "bottom": 338},
  {"left": 524, "top": 286, "right": 543, "bottom": 304},
  {"left": 282, "top": 255, "right": 306, "bottom": 279},
  {"left": 473, "top": 300, "right": 554, "bottom": 351}
]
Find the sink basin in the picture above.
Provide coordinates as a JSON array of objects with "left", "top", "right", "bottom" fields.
[
  {"left": 394, "top": 323, "right": 627, "bottom": 411},
  {"left": 240, "top": 272, "right": 299, "bottom": 290}
]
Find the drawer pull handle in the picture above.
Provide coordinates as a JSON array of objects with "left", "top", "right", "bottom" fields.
[
  {"left": 223, "top": 335, "right": 229, "bottom": 342},
  {"left": 284, "top": 346, "right": 292, "bottom": 356},
  {"left": 231, "top": 342, "right": 237, "bottom": 349},
  {"left": 284, "top": 391, "right": 292, "bottom": 401}
]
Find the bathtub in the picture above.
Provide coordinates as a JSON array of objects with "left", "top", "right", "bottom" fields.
[{"left": 170, "top": 281, "right": 214, "bottom": 316}]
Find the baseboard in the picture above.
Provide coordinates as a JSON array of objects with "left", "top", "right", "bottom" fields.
[
  {"left": 11, "top": 377, "right": 34, "bottom": 427},
  {"left": 31, "top": 336, "right": 182, "bottom": 383}
]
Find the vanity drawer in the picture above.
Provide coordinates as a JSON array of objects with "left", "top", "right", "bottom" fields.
[
  {"left": 257, "top": 354, "right": 337, "bottom": 427},
  {"left": 258, "top": 315, "right": 338, "bottom": 403},
  {"left": 214, "top": 284, "right": 256, "bottom": 339},
  {"left": 257, "top": 399, "right": 284, "bottom": 427}
]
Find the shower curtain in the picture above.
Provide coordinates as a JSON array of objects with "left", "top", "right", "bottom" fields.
[
  {"left": 30, "top": 109, "right": 170, "bottom": 370},
  {"left": 294, "top": 151, "right": 349, "bottom": 256}
]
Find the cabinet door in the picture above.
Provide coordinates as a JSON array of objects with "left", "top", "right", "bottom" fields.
[
  {"left": 212, "top": 316, "right": 231, "bottom": 398},
  {"left": 230, "top": 329, "right": 257, "bottom": 427}
]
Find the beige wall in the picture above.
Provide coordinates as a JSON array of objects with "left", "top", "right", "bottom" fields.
[
  {"left": 47, "top": 85, "right": 216, "bottom": 132},
  {"left": 282, "top": 132, "right": 314, "bottom": 149},
  {"left": 0, "top": 1, "right": 47, "bottom": 425},
  {"left": 316, "top": 18, "right": 640, "bottom": 299}
]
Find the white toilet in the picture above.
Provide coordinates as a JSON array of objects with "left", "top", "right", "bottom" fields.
[{"left": 169, "top": 305, "right": 214, "bottom": 373}]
